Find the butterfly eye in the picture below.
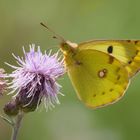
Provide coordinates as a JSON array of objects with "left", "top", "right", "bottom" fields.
[{"left": 107, "top": 46, "right": 113, "bottom": 53}]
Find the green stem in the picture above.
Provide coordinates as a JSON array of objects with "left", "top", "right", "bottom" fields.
[
  {"left": 0, "top": 114, "right": 14, "bottom": 126},
  {"left": 11, "top": 113, "right": 24, "bottom": 140}
]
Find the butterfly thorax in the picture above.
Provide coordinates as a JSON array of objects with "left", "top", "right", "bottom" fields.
[{"left": 60, "top": 41, "right": 80, "bottom": 66}]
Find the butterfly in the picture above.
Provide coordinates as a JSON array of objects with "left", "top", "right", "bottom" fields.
[{"left": 41, "top": 23, "right": 140, "bottom": 109}]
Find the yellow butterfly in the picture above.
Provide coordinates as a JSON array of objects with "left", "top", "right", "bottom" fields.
[{"left": 41, "top": 23, "right": 140, "bottom": 109}]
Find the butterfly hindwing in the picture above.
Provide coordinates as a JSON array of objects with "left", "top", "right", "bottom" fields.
[
  {"left": 65, "top": 49, "right": 129, "bottom": 108},
  {"left": 78, "top": 40, "right": 140, "bottom": 77}
]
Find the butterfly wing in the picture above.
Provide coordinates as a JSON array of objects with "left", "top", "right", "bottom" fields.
[
  {"left": 65, "top": 49, "right": 129, "bottom": 108},
  {"left": 78, "top": 40, "right": 140, "bottom": 77}
]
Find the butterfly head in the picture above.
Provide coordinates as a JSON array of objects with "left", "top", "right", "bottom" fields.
[{"left": 60, "top": 40, "right": 78, "bottom": 55}]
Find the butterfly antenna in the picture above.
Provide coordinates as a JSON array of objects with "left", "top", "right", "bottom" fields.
[{"left": 40, "top": 22, "right": 66, "bottom": 43}]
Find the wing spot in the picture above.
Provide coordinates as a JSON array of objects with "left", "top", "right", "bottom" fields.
[
  {"left": 98, "top": 69, "right": 108, "bottom": 78},
  {"left": 136, "top": 50, "right": 139, "bottom": 55},
  {"left": 135, "top": 41, "right": 138, "bottom": 44},
  {"left": 103, "top": 69, "right": 107, "bottom": 73},
  {"left": 109, "top": 88, "right": 114, "bottom": 92},
  {"left": 107, "top": 46, "right": 113, "bottom": 53},
  {"left": 108, "top": 56, "right": 114, "bottom": 64},
  {"left": 93, "top": 94, "right": 96, "bottom": 97},
  {"left": 117, "top": 75, "right": 121, "bottom": 80},
  {"left": 102, "top": 92, "right": 105, "bottom": 95},
  {"left": 116, "top": 67, "right": 121, "bottom": 72},
  {"left": 128, "top": 60, "right": 132, "bottom": 64},
  {"left": 127, "top": 40, "right": 131, "bottom": 42}
]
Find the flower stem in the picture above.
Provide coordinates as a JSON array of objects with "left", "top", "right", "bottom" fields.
[
  {"left": 0, "top": 114, "right": 14, "bottom": 126},
  {"left": 11, "top": 113, "right": 24, "bottom": 140}
]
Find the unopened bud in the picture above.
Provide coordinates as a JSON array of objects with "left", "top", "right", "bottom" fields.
[{"left": 3, "top": 100, "right": 19, "bottom": 116}]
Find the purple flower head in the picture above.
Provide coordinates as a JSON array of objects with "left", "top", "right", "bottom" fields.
[{"left": 7, "top": 44, "right": 65, "bottom": 111}]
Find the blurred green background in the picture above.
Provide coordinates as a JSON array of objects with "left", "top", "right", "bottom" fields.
[{"left": 0, "top": 0, "right": 140, "bottom": 140}]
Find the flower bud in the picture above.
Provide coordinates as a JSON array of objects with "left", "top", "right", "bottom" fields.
[{"left": 3, "top": 100, "right": 19, "bottom": 116}]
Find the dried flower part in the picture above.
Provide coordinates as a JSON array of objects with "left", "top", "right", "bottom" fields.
[
  {"left": 0, "top": 68, "right": 7, "bottom": 95},
  {"left": 7, "top": 44, "right": 65, "bottom": 111},
  {"left": 3, "top": 99, "right": 19, "bottom": 116}
]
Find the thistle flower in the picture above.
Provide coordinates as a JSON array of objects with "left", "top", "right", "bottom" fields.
[{"left": 6, "top": 44, "right": 65, "bottom": 111}]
